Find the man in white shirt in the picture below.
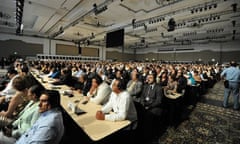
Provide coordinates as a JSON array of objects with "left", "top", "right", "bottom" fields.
[
  {"left": 96, "top": 78, "right": 137, "bottom": 123},
  {"left": 86, "top": 74, "right": 111, "bottom": 105}
]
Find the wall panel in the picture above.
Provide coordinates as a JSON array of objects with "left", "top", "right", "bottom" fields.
[
  {"left": 0, "top": 39, "right": 42, "bottom": 58},
  {"left": 56, "top": 44, "right": 78, "bottom": 55},
  {"left": 82, "top": 47, "right": 98, "bottom": 57}
]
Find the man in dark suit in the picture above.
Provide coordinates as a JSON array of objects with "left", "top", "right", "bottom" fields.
[
  {"left": 72, "top": 74, "right": 91, "bottom": 96},
  {"left": 51, "top": 67, "right": 73, "bottom": 87},
  {"left": 140, "top": 73, "right": 163, "bottom": 144}
]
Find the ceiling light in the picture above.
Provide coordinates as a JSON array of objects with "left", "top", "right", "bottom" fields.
[
  {"left": 232, "top": 3, "right": 237, "bottom": 12},
  {"left": 132, "top": 19, "right": 136, "bottom": 25},
  {"left": 213, "top": 4, "right": 217, "bottom": 8},
  {"left": 232, "top": 20, "right": 236, "bottom": 27},
  {"left": 20, "top": 23, "right": 24, "bottom": 30},
  {"left": 167, "top": 18, "right": 176, "bottom": 32}
]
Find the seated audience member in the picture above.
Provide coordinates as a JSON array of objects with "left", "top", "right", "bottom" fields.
[
  {"left": 74, "top": 65, "right": 86, "bottom": 78},
  {"left": 72, "top": 74, "right": 91, "bottom": 96},
  {"left": 199, "top": 69, "right": 209, "bottom": 81},
  {"left": 110, "top": 69, "right": 124, "bottom": 89},
  {"left": 105, "top": 66, "right": 114, "bottom": 84},
  {"left": 87, "top": 66, "right": 97, "bottom": 80},
  {"left": 164, "top": 75, "right": 178, "bottom": 94},
  {"left": 0, "top": 85, "right": 44, "bottom": 143},
  {"left": 96, "top": 78, "right": 137, "bottom": 123},
  {"left": 184, "top": 72, "right": 196, "bottom": 86},
  {"left": 16, "top": 90, "right": 64, "bottom": 144},
  {"left": 155, "top": 65, "right": 162, "bottom": 84},
  {"left": 97, "top": 68, "right": 108, "bottom": 81},
  {"left": 71, "top": 66, "right": 79, "bottom": 77},
  {"left": 0, "top": 76, "right": 29, "bottom": 118},
  {"left": 86, "top": 74, "right": 111, "bottom": 105},
  {"left": 139, "top": 66, "right": 150, "bottom": 84},
  {"left": 47, "top": 67, "right": 60, "bottom": 79},
  {"left": 126, "top": 70, "right": 143, "bottom": 102},
  {"left": 193, "top": 70, "right": 202, "bottom": 84},
  {"left": 51, "top": 67, "right": 73, "bottom": 86},
  {"left": 140, "top": 73, "right": 163, "bottom": 143},
  {"left": 159, "top": 71, "right": 168, "bottom": 87},
  {"left": 19, "top": 66, "right": 29, "bottom": 77},
  {"left": 0, "top": 68, "right": 19, "bottom": 99},
  {"left": 40, "top": 63, "right": 50, "bottom": 74},
  {"left": 175, "top": 70, "right": 187, "bottom": 93}
]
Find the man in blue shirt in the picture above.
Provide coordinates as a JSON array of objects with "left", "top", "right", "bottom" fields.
[
  {"left": 221, "top": 61, "right": 240, "bottom": 110},
  {"left": 16, "top": 90, "right": 64, "bottom": 144}
]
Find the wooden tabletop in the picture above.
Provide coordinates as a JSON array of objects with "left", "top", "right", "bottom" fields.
[
  {"left": 164, "top": 90, "right": 183, "bottom": 99},
  {"left": 31, "top": 69, "right": 130, "bottom": 141}
]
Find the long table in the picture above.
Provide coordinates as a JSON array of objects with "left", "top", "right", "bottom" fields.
[{"left": 31, "top": 69, "right": 130, "bottom": 141}]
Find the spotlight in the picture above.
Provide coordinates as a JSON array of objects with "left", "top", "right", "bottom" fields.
[
  {"left": 213, "top": 4, "right": 217, "bottom": 8},
  {"left": 93, "top": 3, "right": 97, "bottom": 8},
  {"left": 132, "top": 19, "right": 136, "bottom": 25},
  {"left": 167, "top": 18, "right": 176, "bottom": 32},
  {"left": 232, "top": 3, "right": 237, "bottom": 12},
  {"left": 16, "top": 0, "right": 25, "bottom": 35},
  {"left": 233, "top": 30, "right": 236, "bottom": 35},
  {"left": 86, "top": 40, "right": 90, "bottom": 45},
  {"left": 94, "top": 5, "right": 108, "bottom": 15},
  {"left": 144, "top": 24, "right": 147, "bottom": 30},
  {"left": 232, "top": 20, "right": 236, "bottom": 27}
]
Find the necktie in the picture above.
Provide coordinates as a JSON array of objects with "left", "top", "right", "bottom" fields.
[{"left": 145, "top": 85, "right": 152, "bottom": 101}]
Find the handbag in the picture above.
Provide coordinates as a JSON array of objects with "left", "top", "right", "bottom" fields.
[{"left": 224, "top": 80, "right": 229, "bottom": 88}]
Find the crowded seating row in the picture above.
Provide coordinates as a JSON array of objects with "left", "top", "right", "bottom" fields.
[{"left": 0, "top": 60, "right": 220, "bottom": 144}]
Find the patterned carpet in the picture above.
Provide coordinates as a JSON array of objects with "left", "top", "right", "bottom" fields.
[
  {"left": 159, "top": 81, "right": 240, "bottom": 144},
  {"left": 202, "top": 81, "right": 234, "bottom": 104}
]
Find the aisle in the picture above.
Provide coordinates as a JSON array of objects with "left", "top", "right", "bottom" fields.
[
  {"left": 200, "top": 81, "right": 234, "bottom": 107},
  {"left": 158, "top": 81, "right": 240, "bottom": 144}
]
